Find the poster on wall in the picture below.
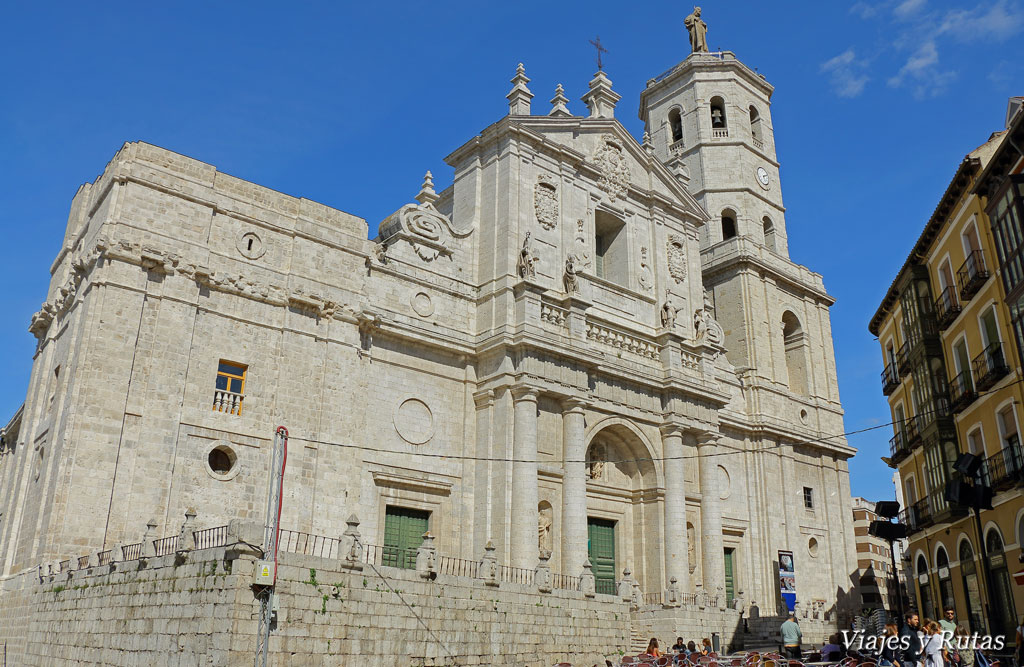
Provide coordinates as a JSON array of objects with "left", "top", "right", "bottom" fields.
[{"left": 779, "top": 550, "right": 796, "bottom": 611}]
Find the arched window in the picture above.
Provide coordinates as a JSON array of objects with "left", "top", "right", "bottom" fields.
[
  {"left": 959, "top": 539, "right": 984, "bottom": 632},
  {"left": 749, "top": 105, "right": 763, "bottom": 145},
  {"left": 763, "top": 216, "right": 776, "bottom": 252},
  {"left": 710, "top": 96, "right": 727, "bottom": 134},
  {"left": 669, "top": 108, "right": 683, "bottom": 144},
  {"left": 782, "top": 311, "right": 808, "bottom": 395},
  {"left": 721, "top": 209, "right": 737, "bottom": 241},
  {"left": 935, "top": 545, "right": 955, "bottom": 612},
  {"left": 985, "top": 527, "right": 1018, "bottom": 636},
  {"left": 916, "top": 553, "right": 934, "bottom": 618}
]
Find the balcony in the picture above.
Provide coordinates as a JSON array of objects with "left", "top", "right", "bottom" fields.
[
  {"left": 712, "top": 128, "right": 729, "bottom": 138},
  {"left": 901, "top": 497, "right": 934, "bottom": 535},
  {"left": 212, "top": 389, "right": 244, "bottom": 416},
  {"left": 982, "top": 435, "right": 1024, "bottom": 491},
  {"left": 957, "top": 249, "right": 990, "bottom": 302},
  {"left": 930, "top": 486, "right": 968, "bottom": 524},
  {"left": 889, "top": 429, "right": 912, "bottom": 464},
  {"left": 881, "top": 364, "right": 900, "bottom": 396},
  {"left": 972, "top": 342, "right": 1009, "bottom": 391},
  {"left": 897, "top": 342, "right": 911, "bottom": 377},
  {"left": 934, "top": 286, "right": 962, "bottom": 330},
  {"left": 914, "top": 397, "right": 955, "bottom": 443},
  {"left": 949, "top": 369, "right": 978, "bottom": 413},
  {"left": 905, "top": 416, "right": 922, "bottom": 447}
]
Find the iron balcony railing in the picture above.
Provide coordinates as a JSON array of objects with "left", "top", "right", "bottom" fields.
[
  {"left": 958, "top": 249, "right": 990, "bottom": 302},
  {"left": 914, "top": 398, "right": 953, "bottom": 439},
  {"left": 934, "top": 286, "right": 962, "bottom": 330},
  {"left": 882, "top": 363, "right": 900, "bottom": 395},
  {"left": 904, "top": 416, "right": 921, "bottom": 446},
  {"left": 982, "top": 435, "right": 1024, "bottom": 491},
  {"left": 900, "top": 497, "right": 934, "bottom": 536},
  {"left": 949, "top": 369, "right": 978, "bottom": 413},
  {"left": 897, "top": 342, "right": 911, "bottom": 376},
  {"left": 890, "top": 429, "right": 911, "bottom": 464},
  {"left": 972, "top": 342, "right": 1009, "bottom": 391}
]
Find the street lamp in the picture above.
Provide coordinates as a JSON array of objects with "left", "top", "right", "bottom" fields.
[
  {"left": 869, "top": 500, "right": 907, "bottom": 622},
  {"left": 945, "top": 453, "right": 996, "bottom": 635}
]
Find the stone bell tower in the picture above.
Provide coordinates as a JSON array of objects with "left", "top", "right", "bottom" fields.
[
  {"left": 639, "top": 48, "right": 844, "bottom": 437},
  {"left": 639, "top": 51, "right": 789, "bottom": 255}
]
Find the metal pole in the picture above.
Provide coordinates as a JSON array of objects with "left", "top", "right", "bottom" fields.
[
  {"left": 255, "top": 426, "right": 288, "bottom": 667},
  {"left": 888, "top": 536, "right": 905, "bottom": 622},
  {"left": 971, "top": 503, "right": 997, "bottom": 635}
]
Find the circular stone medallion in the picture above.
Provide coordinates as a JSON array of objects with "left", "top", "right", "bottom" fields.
[
  {"left": 411, "top": 292, "right": 434, "bottom": 318},
  {"left": 717, "top": 465, "right": 731, "bottom": 500},
  {"left": 394, "top": 398, "right": 434, "bottom": 444},
  {"left": 237, "top": 231, "right": 266, "bottom": 260}
]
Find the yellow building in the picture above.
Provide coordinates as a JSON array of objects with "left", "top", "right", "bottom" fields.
[{"left": 870, "top": 100, "right": 1024, "bottom": 639}]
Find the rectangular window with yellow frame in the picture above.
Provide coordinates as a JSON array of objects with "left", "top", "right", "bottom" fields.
[{"left": 213, "top": 360, "right": 246, "bottom": 415}]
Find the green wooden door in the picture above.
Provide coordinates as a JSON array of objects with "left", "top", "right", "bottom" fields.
[
  {"left": 724, "top": 548, "right": 735, "bottom": 605},
  {"left": 588, "top": 518, "right": 616, "bottom": 595},
  {"left": 383, "top": 506, "right": 429, "bottom": 569}
]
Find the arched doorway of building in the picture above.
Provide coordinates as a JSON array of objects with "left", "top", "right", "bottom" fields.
[{"left": 584, "top": 420, "right": 661, "bottom": 594}]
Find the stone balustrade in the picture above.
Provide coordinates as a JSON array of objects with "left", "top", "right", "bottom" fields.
[
  {"left": 586, "top": 320, "right": 660, "bottom": 359},
  {"left": 212, "top": 388, "right": 244, "bottom": 415}
]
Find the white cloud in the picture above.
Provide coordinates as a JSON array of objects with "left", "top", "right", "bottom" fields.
[
  {"left": 938, "top": 0, "right": 1024, "bottom": 41},
  {"left": 820, "top": 49, "right": 871, "bottom": 98},
  {"left": 882, "top": 1, "right": 1021, "bottom": 98},
  {"left": 850, "top": 2, "right": 882, "bottom": 19},
  {"left": 894, "top": 0, "right": 926, "bottom": 18},
  {"left": 887, "top": 40, "right": 957, "bottom": 98}
]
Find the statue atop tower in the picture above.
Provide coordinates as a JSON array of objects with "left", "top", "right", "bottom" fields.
[{"left": 684, "top": 7, "right": 708, "bottom": 53}]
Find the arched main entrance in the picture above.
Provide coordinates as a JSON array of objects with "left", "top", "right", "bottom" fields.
[{"left": 583, "top": 419, "right": 662, "bottom": 594}]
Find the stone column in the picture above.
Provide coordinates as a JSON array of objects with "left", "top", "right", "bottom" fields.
[
  {"left": 561, "top": 397, "right": 588, "bottom": 577},
  {"left": 510, "top": 385, "right": 540, "bottom": 569},
  {"left": 661, "top": 424, "right": 690, "bottom": 594},
  {"left": 697, "top": 431, "right": 725, "bottom": 604}
]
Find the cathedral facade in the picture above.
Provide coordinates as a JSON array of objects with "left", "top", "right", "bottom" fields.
[{"left": 0, "top": 51, "right": 856, "bottom": 624}]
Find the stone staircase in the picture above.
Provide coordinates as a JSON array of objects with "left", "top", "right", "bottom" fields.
[{"left": 630, "top": 628, "right": 649, "bottom": 654}]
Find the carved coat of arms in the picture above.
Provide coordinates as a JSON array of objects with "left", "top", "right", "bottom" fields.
[
  {"left": 534, "top": 174, "right": 558, "bottom": 230},
  {"left": 667, "top": 234, "right": 687, "bottom": 284},
  {"left": 592, "top": 135, "right": 630, "bottom": 201}
]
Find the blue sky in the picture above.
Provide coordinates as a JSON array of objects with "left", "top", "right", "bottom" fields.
[{"left": 1, "top": 1, "right": 1021, "bottom": 502}]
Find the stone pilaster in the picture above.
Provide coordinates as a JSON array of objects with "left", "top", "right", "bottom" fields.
[
  {"left": 661, "top": 424, "right": 690, "bottom": 594},
  {"left": 697, "top": 431, "right": 725, "bottom": 605},
  {"left": 561, "top": 397, "right": 588, "bottom": 577},
  {"left": 510, "top": 384, "right": 540, "bottom": 569}
]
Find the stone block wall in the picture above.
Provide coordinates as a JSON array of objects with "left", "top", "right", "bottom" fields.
[{"left": 0, "top": 544, "right": 634, "bottom": 666}]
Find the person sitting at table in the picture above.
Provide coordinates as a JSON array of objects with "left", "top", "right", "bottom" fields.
[
  {"left": 646, "top": 638, "right": 663, "bottom": 658},
  {"left": 821, "top": 633, "right": 844, "bottom": 662},
  {"left": 700, "top": 638, "right": 712, "bottom": 656},
  {"left": 876, "top": 623, "right": 900, "bottom": 667},
  {"left": 672, "top": 638, "right": 686, "bottom": 653},
  {"left": 687, "top": 641, "right": 698, "bottom": 656}
]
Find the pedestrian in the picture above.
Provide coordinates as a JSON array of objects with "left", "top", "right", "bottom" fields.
[
  {"left": 939, "top": 607, "right": 957, "bottom": 637},
  {"left": 922, "top": 621, "right": 947, "bottom": 667},
  {"left": 877, "top": 622, "right": 901, "bottom": 667},
  {"left": 781, "top": 612, "right": 803, "bottom": 659},
  {"left": 900, "top": 612, "right": 923, "bottom": 667}
]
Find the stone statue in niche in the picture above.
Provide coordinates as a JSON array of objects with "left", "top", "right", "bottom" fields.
[
  {"left": 517, "top": 232, "right": 538, "bottom": 280},
  {"left": 667, "top": 235, "right": 687, "bottom": 284},
  {"left": 538, "top": 506, "right": 553, "bottom": 551},
  {"left": 687, "top": 522, "right": 697, "bottom": 574},
  {"left": 563, "top": 254, "right": 581, "bottom": 295},
  {"left": 588, "top": 443, "right": 606, "bottom": 480},
  {"left": 684, "top": 7, "right": 708, "bottom": 54},
  {"left": 638, "top": 246, "right": 653, "bottom": 292},
  {"left": 694, "top": 289, "right": 723, "bottom": 346},
  {"left": 660, "top": 292, "right": 677, "bottom": 329},
  {"left": 534, "top": 174, "right": 559, "bottom": 231}
]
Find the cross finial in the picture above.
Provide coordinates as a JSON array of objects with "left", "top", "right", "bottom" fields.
[{"left": 589, "top": 36, "right": 608, "bottom": 71}]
